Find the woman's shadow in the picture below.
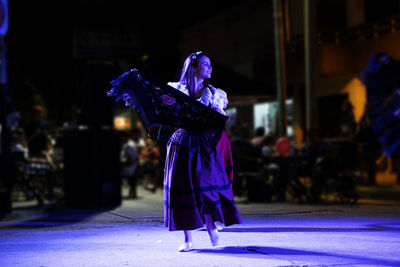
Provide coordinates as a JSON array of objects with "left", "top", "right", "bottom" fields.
[{"left": 192, "top": 246, "right": 400, "bottom": 266}]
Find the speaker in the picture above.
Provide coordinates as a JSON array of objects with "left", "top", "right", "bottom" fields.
[
  {"left": 73, "top": 61, "right": 117, "bottom": 129},
  {"left": 63, "top": 129, "right": 121, "bottom": 208}
]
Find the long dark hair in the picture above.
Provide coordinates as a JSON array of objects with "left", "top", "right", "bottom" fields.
[{"left": 179, "top": 51, "right": 209, "bottom": 97}]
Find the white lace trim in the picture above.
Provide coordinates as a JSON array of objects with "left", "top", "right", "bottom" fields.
[{"left": 167, "top": 82, "right": 228, "bottom": 115}]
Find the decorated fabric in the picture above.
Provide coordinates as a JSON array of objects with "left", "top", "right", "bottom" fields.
[
  {"left": 362, "top": 53, "right": 400, "bottom": 156},
  {"left": 167, "top": 82, "right": 228, "bottom": 115},
  {"left": 106, "top": 69, "right": 229, "bottom": 143}
]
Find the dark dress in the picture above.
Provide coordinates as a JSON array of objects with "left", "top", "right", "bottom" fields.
[
  {"left": 163, "top": 83, "right": 241, "bottom": 231},
  {"left": 163, "top": 128, "right": 242, "bottom": 231}
]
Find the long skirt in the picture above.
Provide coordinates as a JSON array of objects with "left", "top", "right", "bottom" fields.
[{"left": 164, "top": 129, "right": 242, "bottom": 231}]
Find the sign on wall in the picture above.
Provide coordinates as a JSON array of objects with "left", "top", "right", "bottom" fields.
[{"left": 74, "top": 28, "right": 142, "bottom": 58}]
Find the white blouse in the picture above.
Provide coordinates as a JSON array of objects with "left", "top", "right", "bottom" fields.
[{"left": 167, "top": 82, "right": 228, "bottom": 115}]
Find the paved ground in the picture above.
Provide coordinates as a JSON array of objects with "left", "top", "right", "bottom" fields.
[{"left": 1, "top": 181, "right": 400, "bottom": 267}]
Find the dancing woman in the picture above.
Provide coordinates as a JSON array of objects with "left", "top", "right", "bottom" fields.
[{"left": 164, "top": 51, "right": 242, "bottom": 251}]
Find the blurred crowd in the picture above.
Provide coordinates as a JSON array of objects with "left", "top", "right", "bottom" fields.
[
  {"left": 227, "top": 119, "right": 397, "bottom": 204},
  {"left": 8, "top": 105, "right": 61, "bottom": 206},
  {"left": 7, "top": 104, "right": 398, "bottom": 207},
  {"left": 7, "top": 104, "right": 170, "bottom": 205}
]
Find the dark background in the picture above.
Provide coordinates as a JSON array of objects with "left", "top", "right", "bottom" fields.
[
  {"left": 7, "top": 0, "right": 400, "bottom": 131},
  {"left": 6, "top": 0, "right": 246, "bottom": 126}
]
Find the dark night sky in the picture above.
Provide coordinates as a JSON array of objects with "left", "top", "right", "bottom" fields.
[{"left": 6, "top": 0, "right": 247, "bottom": 125}]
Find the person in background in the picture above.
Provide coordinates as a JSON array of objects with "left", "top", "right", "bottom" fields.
[
  {"left": 10, "top": 128, "right": 28, "bottom": 160},
  {"left": 217, "top": 130, "right": 234, "bottom": 192},
  {"left": 120, "top": 128, "right": 142, "bottom": 198},
  {"left": 251, "top": 127, "right": 266, "bottom": 157},
  {"left": 22, "top": 106, "right": 56, "bottom": 203},
  {"left": 231, "top": 122, "right": 259, "bottom": 197},
  {"left": 140, "top": 138, "right": 160, "bottom": 192},
  {"left": 23, "top": 106, "right": 53, "bottom": 162}
]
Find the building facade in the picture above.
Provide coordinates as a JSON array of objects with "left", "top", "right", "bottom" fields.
[{"left": 177, "top": 0, "right": 400, "bottom": 140}]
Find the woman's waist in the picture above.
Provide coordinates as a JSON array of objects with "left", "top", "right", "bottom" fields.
[
  {"left": 174, "top": 128, "right": 216, "bottom": 136},
  {"left": 168, "top": 128, "right": 219, "bottom": 148}
]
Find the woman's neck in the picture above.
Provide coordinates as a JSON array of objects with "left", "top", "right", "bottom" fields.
[{"left": 193, "top": 77, "right": 205, "bottom": 98}]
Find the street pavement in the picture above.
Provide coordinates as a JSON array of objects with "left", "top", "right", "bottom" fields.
[{"left": 1, "top": 182, "right": 400, "bottom": 267}]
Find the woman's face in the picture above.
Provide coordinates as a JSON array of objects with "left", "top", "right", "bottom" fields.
[{"left": 195, "top": 55, "right": 212, "bottom": 79}]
